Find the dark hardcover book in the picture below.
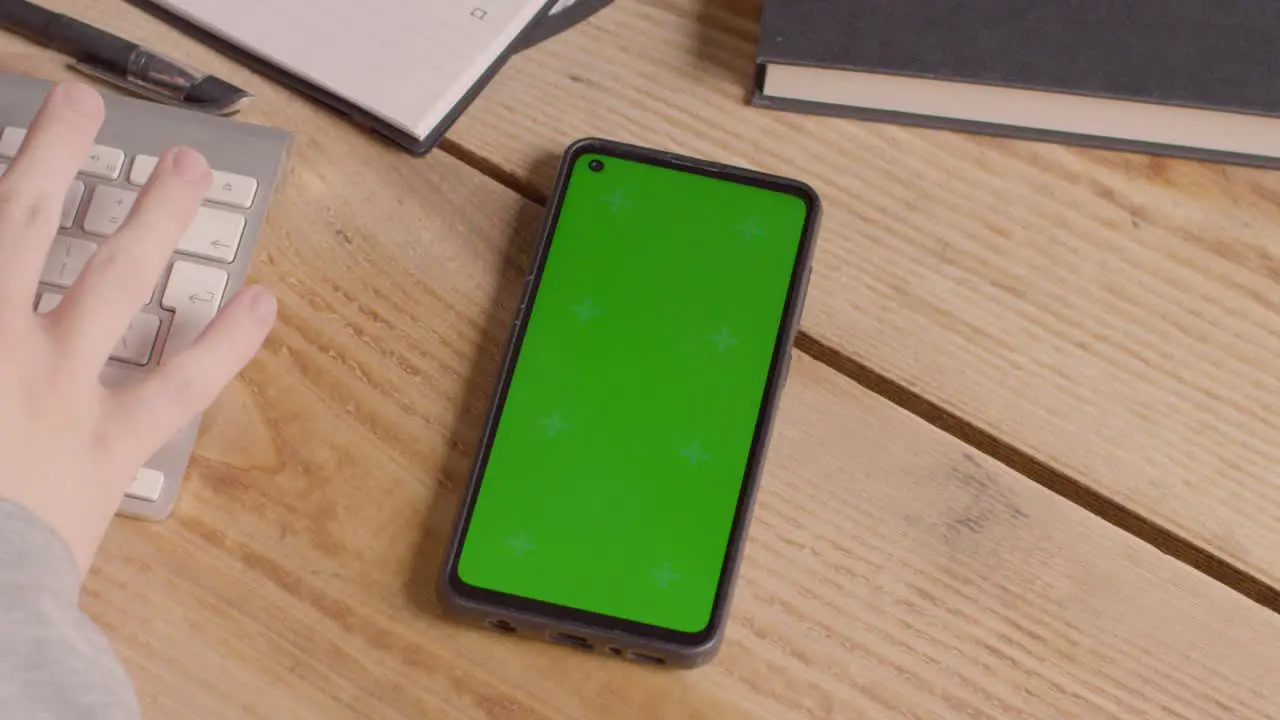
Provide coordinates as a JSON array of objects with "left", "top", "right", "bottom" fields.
[{"left": 752, "top": 1, "right": 1280, "bottom": 168}]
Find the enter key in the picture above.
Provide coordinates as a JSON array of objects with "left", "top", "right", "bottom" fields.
[{"left": 161, "top": 261, "right": 228, "bottom": 360}]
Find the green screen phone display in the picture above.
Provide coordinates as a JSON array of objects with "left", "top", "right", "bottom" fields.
[{"left": 456, "top": 152, "right": 811, "bottom": 634}]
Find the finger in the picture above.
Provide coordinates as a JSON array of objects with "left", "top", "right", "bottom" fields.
[
  {"left": 104, "top": 285, "right": 276, "bottom": 464},
  {"left": 52, "top": 147, "right": 210, "bottom": 360},
  {"left": 0, "top": 82, "right": 103, "bottom": 305}
]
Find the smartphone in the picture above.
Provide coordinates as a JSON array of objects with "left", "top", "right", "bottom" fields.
[{"left": 439, "top": 138, "right": 821, "bottom": 667}]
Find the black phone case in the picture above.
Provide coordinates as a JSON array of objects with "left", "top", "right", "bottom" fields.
[{"left": 436, "top": 137, "right": 823, "bottom": 668}]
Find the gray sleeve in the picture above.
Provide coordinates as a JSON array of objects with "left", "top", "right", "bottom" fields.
[{"left": 0, "top": 500, "right": 140, "bottom": 720}]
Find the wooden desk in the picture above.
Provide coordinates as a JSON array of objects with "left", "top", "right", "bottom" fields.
[{"left": 4, "top": 1, "right": 1280, "bottom": 717}]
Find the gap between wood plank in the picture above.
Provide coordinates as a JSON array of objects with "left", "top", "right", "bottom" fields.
[
  {"left": 438, "top": 140, "right": 1280, "bottom": 616},
  {"left": 796, "top": 332, "right": 1280, "bottom": 615},
  {"left": 439, "top": 138, "right": 549, "bottom": 204}
]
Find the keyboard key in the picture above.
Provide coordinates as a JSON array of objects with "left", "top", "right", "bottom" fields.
[
  {"left": 161, "top": 261, "right": 228, "bottom": 357},
  {"left": 34, "top": 294, "right": 58, "bottom": 313},
  {"left": 0, "top": 164, "right": 85, "bottom": 228},
  {"left": 83, "top": 186, "right": 136, "bottom": 236},
  {"left": 37, "top": 292, "right": 162, "bottom": 365},
  {"left": 127, "top": 155, "right": 155, "bottom": 186},
  {"left": 62, "top": 179, "right": 85, "bottom": 228},
  {"left": 117, "top": 314, "right": 162, "bottom": 365},
  {"left": 83, "top": 146, "right": 127, "bottom": 180},
  {"left": 126, "top": 468, "right": 165, "bottom": 502},
  {"left": 84, "top": 186, "right": 244, "bottom": 262},
  {"left": 0, "top": 127, "right": 125, "bottom": 179},
  {"left": 207, "top": 171, "right": 259, "bottom": 209},
  {"left": 0, "top": 127, "right": 22, "bottom": 158},
  {"left": 39, "top": 236, "right": 96, "bottom": 288},
  {"left": 130, "top": 154, "right": 258, "bottom": 209},
  {"left": 178, "top": 207, "right": 245, "bottom": 263}
]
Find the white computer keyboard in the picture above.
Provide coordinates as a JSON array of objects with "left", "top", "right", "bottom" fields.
[{"left": 0, "top": 72, "right": 291, "bottom": 520}]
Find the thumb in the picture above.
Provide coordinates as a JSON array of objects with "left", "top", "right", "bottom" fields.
[{"left": 106, "top": 284, "right": 277, "bottom": 467}]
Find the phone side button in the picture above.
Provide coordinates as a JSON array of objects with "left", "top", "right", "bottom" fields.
[
  {"left": 514, "top": 276, "right": 534, "bottom": 318},
  {"left": 781, "top": 350, "right": 793, "bottom": 388}
]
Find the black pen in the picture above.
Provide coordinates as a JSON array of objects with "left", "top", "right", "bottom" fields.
[{"left": 0, "top": 0, "right": 251, "bottom": 115}]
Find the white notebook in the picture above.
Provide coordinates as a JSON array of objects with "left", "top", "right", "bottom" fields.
[{"left": 144, "top": 0, "right": 553, "bottom": 145}]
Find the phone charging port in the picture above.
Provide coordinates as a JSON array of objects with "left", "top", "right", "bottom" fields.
[
  {"left": 627, "top": 651, "right": 667, "bottom": 665},
  {"left": 548, "top": 632, "right": 593, "bottom": 650}
]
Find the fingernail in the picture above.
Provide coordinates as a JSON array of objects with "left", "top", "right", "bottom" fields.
[
  {"left": 247, "top": 286, "right": 278, "bottom": 320},
  {"left": 170, "top": 147, "right": 210, "bottom": 182},
  {"left": 60, "top": 82, "right": 103, "bottom": 117}
]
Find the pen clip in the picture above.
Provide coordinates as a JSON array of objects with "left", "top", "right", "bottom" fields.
[{"left": 71, "top": 58, "right": 251, "bottom": 117}]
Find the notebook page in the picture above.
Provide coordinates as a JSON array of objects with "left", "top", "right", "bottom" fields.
[{"left": 145, "top": 0, "right": 550, "bottom": 138}]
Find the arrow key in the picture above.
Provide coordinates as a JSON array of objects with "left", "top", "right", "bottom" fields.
[{"left": 161, "top": 261, "right": 228, "bottom": 358}]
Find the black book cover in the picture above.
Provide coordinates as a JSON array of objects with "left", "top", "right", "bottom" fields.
[
  {"left": 752, "top": 0, "right": 1280, "bottom": 167},
  {"left": 127, "top": 0, "right": 614, "bottom": 156}
]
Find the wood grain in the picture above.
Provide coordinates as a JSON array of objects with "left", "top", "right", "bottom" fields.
[
  {"left": 439, "top": 0, "right": 1280, "bottom": 591},
  {"left": 1, "top": 2, "right": 1278, "bottom": 718}
]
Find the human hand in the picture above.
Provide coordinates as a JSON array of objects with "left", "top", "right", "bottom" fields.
[{"left": 0, "top": 82, "right": 277, "bottom": 577}]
